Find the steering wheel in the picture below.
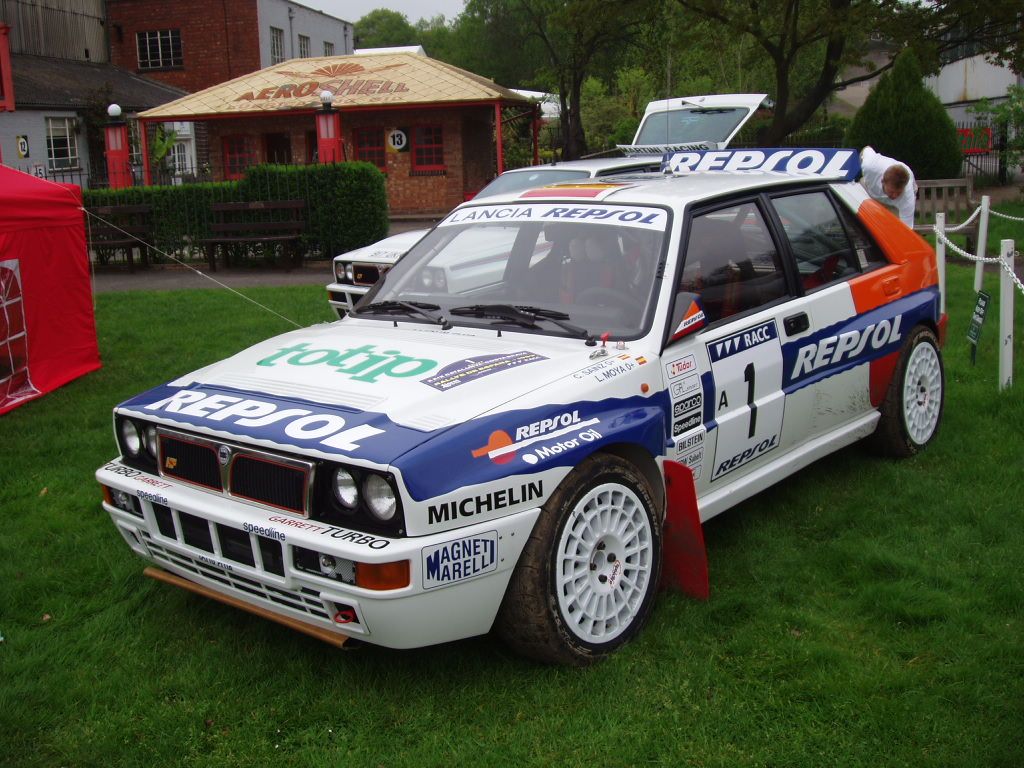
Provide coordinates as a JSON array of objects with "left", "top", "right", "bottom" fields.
[{"left": 575, "top": 285, "right": 635, "bottom": 312}]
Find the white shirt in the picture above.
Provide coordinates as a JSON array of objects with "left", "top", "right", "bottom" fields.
[{"left": 860, "top": 146, "right": 916, "bottom": 227}]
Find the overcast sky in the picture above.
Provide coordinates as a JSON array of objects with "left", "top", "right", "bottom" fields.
[{"left": 300, "top": 1, "right": 468, "bottom": 25}]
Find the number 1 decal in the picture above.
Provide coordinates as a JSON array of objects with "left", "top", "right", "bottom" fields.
[
  {"left": 743, "top": 362, "right": 757, "bottom": 438},
  {"left": 706, "top": 319, "right": 786, "bottom": 481}
]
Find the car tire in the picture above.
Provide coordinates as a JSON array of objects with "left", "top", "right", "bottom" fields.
[
  {"left": 871, "top": 325, "right": 944, "bottom": 458},
  {"left": 496, "top": 453, "right": 662, "bottom": 665}
]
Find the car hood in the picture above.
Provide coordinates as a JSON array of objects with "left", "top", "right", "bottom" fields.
[{"left": 116, "top": 319, "right": 639, "bottom": 467}]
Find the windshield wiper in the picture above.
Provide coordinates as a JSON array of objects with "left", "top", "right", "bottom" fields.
[
  {"left": 355, "top": 300, "right": 452, "bottom": 329},
  {"left": 448, "top": 304, "right": 594, "bottom": 344}
]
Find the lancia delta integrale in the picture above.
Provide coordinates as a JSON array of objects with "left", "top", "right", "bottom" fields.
[{"left": 98, "top": 148, "right": 946, "bottom": 665}]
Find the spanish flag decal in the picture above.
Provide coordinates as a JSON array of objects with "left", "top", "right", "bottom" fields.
[{"left": 673, "top": 300, "right": 706, "bottom": 340}]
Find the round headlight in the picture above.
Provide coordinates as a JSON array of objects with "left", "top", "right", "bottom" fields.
[
  {"left": 335, "top": 262, "right": 346, "bottom": 282},
  {"left": 144, "top": 425, "right": 159, "bottom": 459},
  {"left": 345, "top": 264, "right": 355, "bottom": 281},
  {"left": 120, "top": 419, "right": 142, "bottom": 456},
  {"left": 363, "top": 474, "right": 397, "bottom": 522},
  {"left": 333, "top": 468, "right": 359, "bottom": 509}
]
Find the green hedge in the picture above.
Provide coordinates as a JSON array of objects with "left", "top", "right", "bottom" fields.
[
  {"left": 83, "top": 162, "right": 389, "bottom": 263},
  {"left": 242, "top": 163, "right": 389, "bottom": 257}
]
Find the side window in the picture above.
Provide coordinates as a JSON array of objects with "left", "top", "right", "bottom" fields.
[
  {"left": 771, "top": 192, "right": 858, "bottom": 291},
  {"left": 680, "top": 203, "right": 788, "bottom": 324},
  {"left": 834, "top": 201, "right": 889, "bottom": 270}
]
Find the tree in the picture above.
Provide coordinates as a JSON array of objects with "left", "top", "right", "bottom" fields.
[
  {"left": 970, "top": 85, "right": 1024, "bottom": 176},
  {"left": 846, "top": 52, "right": 961, "bottom": 179},
  {"left": 464, "top": 0, "right": 654, "bottom": 159},
  {"left": 354, "top": 9, "right": 418, "bottom": 48},
  {"left": 671, "top": 0, "right": 1024, "bottom": 145}
]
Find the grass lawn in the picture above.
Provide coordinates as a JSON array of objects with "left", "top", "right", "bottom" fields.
[{"left": 1, "top": 260, "right": 1022, "bottom": 767}]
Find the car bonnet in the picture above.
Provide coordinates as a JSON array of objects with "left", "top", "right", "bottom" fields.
[{"left": 114, "top": 320, "right": 633, "bottom": 468}]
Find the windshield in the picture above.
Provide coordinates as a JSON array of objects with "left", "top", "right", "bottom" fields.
[
  {"left": 358, "top": 202, "right": 670, "bottom": 340},
  {"left": 475, "top": 169, "right": 591, "bottom": 198},
  {"left": 635, "top": 107, "right": 750, "bottom": 145}
]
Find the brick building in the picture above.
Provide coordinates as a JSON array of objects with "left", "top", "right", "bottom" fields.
[
  {"left": 107, "top": 0, "right": 353, "bottom": 94},
  {"left": 138, "top": 51, "right": 537, "bottom": 216},
  {"left": 105, "top": 0, "right": 353, "bottom": 176}
]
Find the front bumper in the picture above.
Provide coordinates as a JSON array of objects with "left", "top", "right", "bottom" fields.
[
  {"left": 97, "top": 460, "right": 540, "bottom": 649},
  {"left": 325, "top": 281, "right": 370, "bottom": 319}
]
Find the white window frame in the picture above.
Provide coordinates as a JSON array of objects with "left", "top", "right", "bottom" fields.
[
  {"left": 136, "top": 30, "right": 182, "bottom": 70},
  {"left": 270, "top": 27, "right": 285, "bottom": 64},
  {"left": 298, "top": 34, "right": 310, "bottom": 58},
  {"left": 323, "top": 40, "right": 335, "bottom": 56},
  {"left": 45, "top": 117, "right": 79, "bottom": 171}
]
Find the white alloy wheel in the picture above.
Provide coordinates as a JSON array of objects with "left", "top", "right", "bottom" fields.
[
  {"left": 902, "top": 339, "right": 943, "bottom": 445},
  {"left": 555, "top": 482, "right": 655, "bottom": 645},
  {"left": 496, "top": 453, "right": 663, "bottom": 665},
  {"left": 871, "top": 325, "right": 945, "bottom": 458}
]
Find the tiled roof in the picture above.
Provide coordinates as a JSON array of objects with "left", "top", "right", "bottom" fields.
[
  {"left": 11, "top": 54, "right": 186, "bottom": 112},
  {"left": 139, "top": 53, "right": 530, "bottom": 120}
]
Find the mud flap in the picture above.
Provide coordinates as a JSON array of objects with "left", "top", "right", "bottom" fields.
[{"left": 660, "top": 460, "right": 709, "bottom": 599}]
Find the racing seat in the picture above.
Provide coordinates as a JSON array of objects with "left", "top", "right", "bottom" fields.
[{"left": 559, "top": 236, "right": 621, "bottom": 305}]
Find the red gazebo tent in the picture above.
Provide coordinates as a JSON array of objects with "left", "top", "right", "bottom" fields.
[{"left": 0, "top": 166, "right": 101, "bottom": 415}]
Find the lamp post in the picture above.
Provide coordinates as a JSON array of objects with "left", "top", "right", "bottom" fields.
[
  {"left": 104, "top": 104, "right": 132, "bottom": 189},
  {"left": 316, "top": 89, "right": 343, "bottom": 164}
]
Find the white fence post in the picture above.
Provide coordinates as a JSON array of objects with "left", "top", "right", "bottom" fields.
[
  {"left": 974, "top": 195, "right": 990, "bottom": 293},
  {"left": 935, "top": 212, "right": 946, "bottom": 316},
  {"left": 999, "top": 239, "right": 1014, "bottom": 392}
]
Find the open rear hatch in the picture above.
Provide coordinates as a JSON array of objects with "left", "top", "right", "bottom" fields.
[{"left": 618, "top": 93, "right": 767, "bottom": 156}]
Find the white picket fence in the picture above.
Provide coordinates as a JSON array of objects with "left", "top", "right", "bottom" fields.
[{"left": 932, "top": 196, "right": 1023, "bottom": 391}]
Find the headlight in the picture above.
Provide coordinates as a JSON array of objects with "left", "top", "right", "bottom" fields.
[
  {"left": 364, "top": 474, "right": 396, "bottom": 521},
  {"left": 121, "top": 419, "right": 142, "bottom": 456},
  {"left": 334, "top": 262, "right": 345, "bottom": 282},
  {"left": 333, "top": 468, "right": 359, "bottom": 509},
  {"left": 144, "top": 425, "right": 159, "bottom": 459}
]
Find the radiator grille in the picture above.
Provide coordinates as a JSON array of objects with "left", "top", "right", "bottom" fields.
[
  {"left": 155, "top": 427, "right": 313, "bottom": 516},
  {"left": 353, "top": 263, "right": 381, "bottom": 285},
  {"left": 160, "top": 435, "right": 222, "bottom": 490},
  {"left": 231, "top": 454, "right": 307, "bottom": 514}
]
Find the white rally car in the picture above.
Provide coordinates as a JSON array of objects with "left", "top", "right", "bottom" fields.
[{"left": 98, "top": 148, "right": 946, "bottom": 665}]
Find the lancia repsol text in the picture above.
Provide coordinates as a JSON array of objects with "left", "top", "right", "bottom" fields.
[{"left": 428, "top": 481, "right": 544, "bottom": 525}]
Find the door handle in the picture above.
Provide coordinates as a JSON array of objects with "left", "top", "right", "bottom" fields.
[{"left": 784, "top": 312, "right": 809, "bottom": 336}]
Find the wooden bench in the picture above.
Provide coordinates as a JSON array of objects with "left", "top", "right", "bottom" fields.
[
  {"left": 912, "top": 178, "right": 979, "bottom": 251},
  {"left": 201, "top": 200, "right": 306, "bottom": 271},
  {"left": 86, "top": 204, "right": 153, "bottom": 272}
]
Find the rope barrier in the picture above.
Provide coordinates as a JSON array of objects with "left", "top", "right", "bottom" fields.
[
  {"left": 941, "top": 204, "right": 983, "bottom": 232},
  {"left": 81, "top": 207, "right": 303, "bottom": 329},
  {"left": 990, "top": 209, "right": 1024, "bottom": 223},
  {"left": 934, "top": 227, "right": 1024, "bottom": 296}
]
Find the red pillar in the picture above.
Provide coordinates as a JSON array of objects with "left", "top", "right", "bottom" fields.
[
  {"left": 317, "top": 109, "right": 343, "bottom": 163},
  {"left": 140, "top": 119, "right": 152, "bottom": 186},
  {"left": 104, "top": 105, "right": 132, "bottom": 189},
  {"left": 495, "top": 102, "right": 505, "bottom": 174}
]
